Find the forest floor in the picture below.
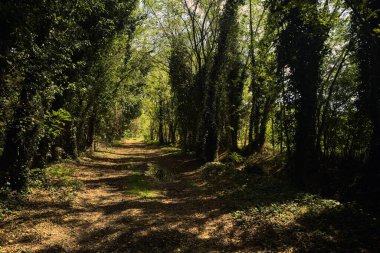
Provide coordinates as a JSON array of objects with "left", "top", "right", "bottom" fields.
[{"left": 0, "top": 139, "right": 379, "bottom": 253}]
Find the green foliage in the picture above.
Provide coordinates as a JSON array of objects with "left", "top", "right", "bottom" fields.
[
  {"left": 145, "top": 163, "right": 172, "bottom": 181},
  {"left": 0, "top": 0, "right": 140, "bottom": 190},
  {"left": 201, "top": 162, "right": 231, "bottom": 180},
  {"left": 225, "top": 152, "right": 245, "bottom": 165},
  {"left": 44, "top": 109, "right": 72, "bottom": 139},
  {"left": 0, "top": 0, "right": 377, "bottom": 217}
]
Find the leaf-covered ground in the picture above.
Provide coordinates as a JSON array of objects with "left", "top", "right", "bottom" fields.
[{"left": 0, "top": 140, "right": 379, "bottom": 252}]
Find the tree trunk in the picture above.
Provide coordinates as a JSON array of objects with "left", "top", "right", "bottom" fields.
[
  {"left": 364, "top": 1, "right": 380, "bottom": 184},
  {"left": 316, "top": 49, "right": 348, "bottom": 156},
  {"left": 255, "top": 98, "right": 273, "bottom": 152},
  {"left": 63, "top": 121, "right": 78, "bottom": 159},
  {"left": 353, "top": 0, "right": 380, "bottom": 206},
  {"left": 0, "top": 79, "right": 42, "bottom": 191},
  {"left": 203, "top": 107, "right": 219, "bottom": 161},
  {"left": 169, "top": 121, "right": 176, "bottom": 144},
  {"left": 247, "top": 0, "right": 258, "bottom": 150},
  {"left": 33, "top": 136, "right": 51, "bottom": 169},
  {"left": 86, "top": 108, "right": 97, "bottom": 153},
  {"left": 203, "top": 0, "right": 241, "bottom": 161},
  {"left": 248, "top": 97, "right": 255, "bottom": 147},
  {"left": 282, "top": 1, "right": 327, "bottom": 187},
  {"left": 227, "top": 63, "right": 245, "bottom": 152},
  {"left": 158, "top": 100, "right": 165, "bottom": 145}
]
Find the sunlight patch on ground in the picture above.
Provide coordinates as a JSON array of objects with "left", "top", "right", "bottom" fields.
[{"left": 124, "top": 173, "right": 163, "bottom": 198}]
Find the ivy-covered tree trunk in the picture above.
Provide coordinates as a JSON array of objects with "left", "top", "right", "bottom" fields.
[
  {"left": 63, "top": 121, "right": 78, "bottom": 159},
  {"left": 158, "top": 99, "right": 165, "bottom": 145},
  {"left": 0, "top": 80, "right": 42, "bottom": 191},
  {"left": 246, "top": 0, "right": 259, "bottom": 153},
  {"left": 364, "top": 1, "right": 380, "bottom": 175},
  {"left": 294, "top": 8, "right": 326, "bottom": 186},
  {"left": 353, "top": 0, "right": 380, "bottom": 205},
  {"left": 203, "top": 0, "right": 242, "bottom": 161},
  {"left": 194, "top": 67, "right": 208, "bottom": 156},
  {"left": 33, "top": 136, "right": 51, "bottom": 169},
  {"left": 254, "top": 97, "right": 273, "bottom": 152},
  {"left": 169, "top": 121, "right": 176, "bottom": 144},
  {"left": 278, "top": 0, "right": 327, "bottom": 186},
  {"left": 227, "top": 62, "right": 246, "bottom": 152},
  {"left": 87, "top": 108, "right": 97, "bottom": 153}
]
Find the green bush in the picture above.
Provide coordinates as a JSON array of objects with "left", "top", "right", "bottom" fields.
[
  {"left": 200, "top": 162, "right": 229, "bottom": 179},
  {"left": 225, "top": 152, "right": 244, "bottom": 165},
  {"left": 145, "top": 163, "right": 172, "bottom": 181},
  {"left": 44, "top": 109, "right": 72, "bottom": 139}
]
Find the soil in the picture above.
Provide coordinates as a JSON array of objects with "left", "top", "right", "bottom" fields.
[{"left": 0, "top": 140, "right": 244, "bottom": 253}]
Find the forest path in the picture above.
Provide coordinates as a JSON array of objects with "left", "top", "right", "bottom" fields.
[{"left": 1, "top": 140, "right": 238, "bottom": 253}]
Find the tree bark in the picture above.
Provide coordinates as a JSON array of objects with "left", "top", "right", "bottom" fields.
[
  {"left": 158, "top": 99, "right": 165, "bottom": 145},
  {"left": 280, "top": 1, "right": 327, "bottom": 186},
  {"left": 203, "top": 0, "right": 241, "bottom": 161},
  {"left": 255, "top": 98, "right": 273, "bottom": 152},
  {"left": 0, "top": 78, "right": 42, "bottom": 191},
  {"left": 86, "top": 107, "right": 97, "bottom": 153},
  {"left": 352, "top": 0, "right": 380, "bottom": 205},
  {"left": 63, "top": 121, "right": 78, "bottom": 159}
]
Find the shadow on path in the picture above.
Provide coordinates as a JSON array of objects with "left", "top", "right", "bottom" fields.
[{"left": 1, "top": 140, "right": 238, "bottom": 253}]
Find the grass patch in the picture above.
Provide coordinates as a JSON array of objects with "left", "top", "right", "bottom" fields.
[
  {"left": 124, "top": 173, "right": 162, "bottom": 198},
  {"left": 160, "top": 147, "right": 181, "bottom": 153},
  {"left": 111, "top": 139, "right": 125, "bottom": 146},
  {"left": 143, "top": 139, "right": 160, "bottom": 146}
]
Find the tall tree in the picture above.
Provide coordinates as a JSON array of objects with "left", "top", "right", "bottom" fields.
[
  {"left": 0, "top": 0, "right": 138, "bottom": 191},
  {"left": 350, "top": 0, "right": 380, "bottom": 202},
  {"left": 276, "top": 0, "right": 328, "bottom": 186},
  {"left": 203, "top": 0, "right": 243, "bottom": 161},
  {"left": 0, "top": 1, "right": 76, "bottom": 190}
]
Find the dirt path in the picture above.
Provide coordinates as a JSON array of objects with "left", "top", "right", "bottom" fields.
[{"left": 1, "top": 140, "right": 238, "bottom": 253}]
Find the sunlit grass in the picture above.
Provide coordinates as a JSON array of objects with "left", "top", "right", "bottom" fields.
[
  {"left": 124, "top": 173, "right": 162, "bottom": 198},
  {"left": 160, "top": 147, "right": 181, "bottom": 152},
  {"left": 46, "top": 164, "right": 74, "bottom": 178}
]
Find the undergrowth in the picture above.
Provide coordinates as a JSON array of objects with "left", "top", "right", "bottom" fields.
[
  {"left": 30, "top": 164, "right": 81, "bottom": 204},
  {"left": 202, "top": 161, "right": 380, "bottom": 252},
  {"left": 0, "top": 189, "right": 26, "bottom": 220},
  {"left": 230, "top": 192, "right": 379, "bottom": 252},
  {"left": 0, "top": 164, "right": 81, "bottom": 220},
  {"left": 224, "top": 152, "right": 244, "bottom": 167},
  {"left": 145, "top": 163, "right": 173, "bottom": 181}
]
